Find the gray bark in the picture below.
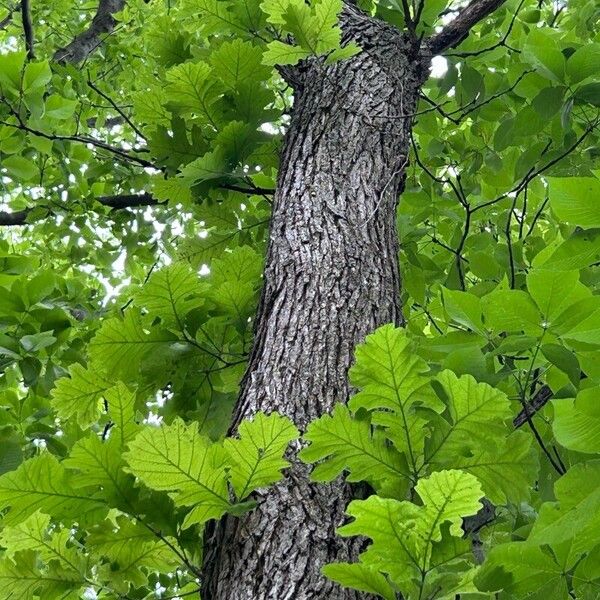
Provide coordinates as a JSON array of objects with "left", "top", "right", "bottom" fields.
[
  {"left": 203, "top": 6, "right": 429, "bottom": 599},
  {"left": 53, "top": 0, "right": 125, "bottom": 64}
]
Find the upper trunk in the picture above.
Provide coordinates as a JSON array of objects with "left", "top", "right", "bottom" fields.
[{"left": 203, "top": 7, "right": 429, "bottom": 599}]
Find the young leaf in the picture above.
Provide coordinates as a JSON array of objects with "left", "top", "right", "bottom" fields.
[
  {"left": 124, "top": 419, "right": 231, "bottom": 528},
  {"left": 225, "top": 411, "right": 298, "bottom": 499},
  {"left": 89, "top": 310, "right": 176, "bottom": 379},
  {"left": 426, "top": 370, "right": 512, "bottom": 465},
  {"left": 0, "top": 453, "right": 106, "bottom": 525},
  {"left": 50, "top": 363, "right": 112, "bottom": 428},
  {"left": 322, "top": 563, "right": 396, "bottom": 600},
  {"left": 337, "top": 470, "right": 483, "bottom": 591},
  {"left": 134, "top": 262, "right": 207, "bottom": 330},
  {"left": 300, "top": 403, "right": 409, "bottom": 490}
]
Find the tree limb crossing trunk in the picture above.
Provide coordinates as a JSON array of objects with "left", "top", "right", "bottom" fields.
[{"left": 203, "top": 7, "right": 429, "bottom": 599}]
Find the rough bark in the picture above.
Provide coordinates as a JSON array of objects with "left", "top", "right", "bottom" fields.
[
  {"left": 53, "top": 0, "right": 125, "bottom": 64},
  {"left": 203, "top": 7, "right": 429, "bottom": 599}
]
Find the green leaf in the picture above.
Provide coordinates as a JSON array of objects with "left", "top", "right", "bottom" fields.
[
  {"left": 64, "top": 434, "right": 135, "bottom": 508},
  {"left": 300, "top": 403, "right": 408, "bottom": 489},
  {"left": 528, "top": 461, "right": 600, "bottom": 550},
  {"left": 553, "top": 387, "right": 600, "bottom": 453},
  {"left": 482, "top": 289, "right": 542, "bottom": 334},
  {"left": 50, "top": 363, "right": 112, "bottom": 428},
  {"left": 567, "top": 43, "right": 600, "bottom": 83},
  {"left": 124, "top": 418, "right": 231, "bottom": 528},
  {"left": 426, "top": 370, "right": 513, "bottom": 466},
  {"left": 135, "top": 262, "right": 206, "bottom": 329},
  {"left": 165, "top": 61, "right": 224, "bottom": 123},
  {"left": 88, "top": 517, "right": 179, "bottom": 592},
  {"left": 526, "top": 268, "right": 583, "bottom": 321},
  {"left": 0, "top": 511, "right": 88, "bottom": 579},
  {"left": 548, "top": 177, "right": 600, "bottom": 229},
  {"left": 44, "top": 94, "right": 78, "bottom": 120},
  {"left": 322, "top": 563, "right": 396, "bottom": 600},
  {"left": 476, "top": 542, "right": 567, "bottom": 598},
  {"left": 523, "top": 29, "right": 565, "bottom": 81},
  {"left": 337, "top": 470, "right": 483, "bottom": 587},
  {"left": 348, "top": 324, "right": 442, "bottom": 473},
  {"left": 532, "top": 86, "right": 565, "bottom": 119},
  {"left": 225, "top": 411, "right": 298, "bottom": 499},
  {"left": 22, "top": 61, "right": 52, "bottom": 93},
  {"left": 263, "top": 40, "right": 311, "bottom": 66},
  {"left": 543, "top": 229, "right": 600, "bottom": 270},
  {"left": 20, "top": 331, "right": 56, "bottom": 352},
  {"left": 211, "top": 245, "right": 263, "bottom": 286},
  {"left": 541, "top": 343, "right": 580, "bottom": 386},
  {"left": 450, "top": 432, "right": 537, "bottom": 504},
  {"left": 210, "top": 39, "right": 271, "bottom": 89},
  {"left": 0, "top": 550, "right": 81, "bottom": 600},
  {"left": 575, "top": 82, "right": 600, "bottom": 106},
  {"left": 0, "top": 453, "right": 105, "bottom": 525},
  {"left": 89, "top": 311, "right": 176, "bottom": 379},
  {"left": 442, "top": 288, "right": 483, "bottom": 332},
  {"left": 104, "top": 382, "right": 140, "bottom": 446},
  {"left": 3, "top": 156, "right": 39, "bottom": 181}
]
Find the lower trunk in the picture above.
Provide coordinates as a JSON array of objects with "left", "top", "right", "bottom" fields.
[{"left": 203, "top": 8, "right": 427, "bottom": 599}]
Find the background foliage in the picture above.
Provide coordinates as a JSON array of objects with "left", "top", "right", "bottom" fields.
[{"left": 1, "top": 0, "right": 600, "bottom": 598}]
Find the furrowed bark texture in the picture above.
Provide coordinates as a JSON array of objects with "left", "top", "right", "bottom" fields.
[{"left": 203, "top": 7, "right": 428, "bottom": 600}]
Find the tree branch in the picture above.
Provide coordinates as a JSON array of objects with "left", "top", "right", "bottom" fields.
[
  {"left": 513, "top": 385, "right": 553, "bottom": 428},
  {"left": 0, "top": 2, "right": 19, "bottom": 31},
  {"left": 0, "top": 192, "right": 162, "bottom": 226},
  {"left": 20, "top": 0, "right": 34, "bottom": 60},
  {"left": 428, "top": 0, "right": 508, "bottom": 54},
  {"left": 53, "top": 0, "right": 126, "bottom": 64}
]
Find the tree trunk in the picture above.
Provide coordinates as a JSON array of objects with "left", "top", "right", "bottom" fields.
[{"left": 203, "top": 7, "right": 428, "bottom": 599}]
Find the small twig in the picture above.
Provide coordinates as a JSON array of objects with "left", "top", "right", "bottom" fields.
[
  {"left": 0, "top": 104, "right": 155, "bottom": 169},
  {"left": 87, "top": 76, "right": 147, "bottom": 140},
  {"left": 443, "top": 0, "right": 525, "bottom": 58}
]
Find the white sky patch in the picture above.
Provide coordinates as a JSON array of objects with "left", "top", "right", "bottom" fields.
[
  {"left": 430, "top": 56, "right": 448, "bottom": 78},
  {"left": 260, "top": 122, "right": 279, "bottom": 135}
]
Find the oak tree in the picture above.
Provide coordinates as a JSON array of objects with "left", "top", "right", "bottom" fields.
[{"left": 1, "top": 0, "right": 600, "bottom": 599}]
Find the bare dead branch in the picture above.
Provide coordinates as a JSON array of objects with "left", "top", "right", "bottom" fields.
[
  {"left": 53, "top": 0, "right": 126, "bottom": 64},
  {"left": 427, "top": 0, "right": 509, "bottom": 54}
]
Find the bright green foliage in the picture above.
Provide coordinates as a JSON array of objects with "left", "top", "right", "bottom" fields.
[
  {"left": 124, "top": 413, "right": 297, "bottom": 527},
  {"left": 301, "top": 403, "right": 409, "bottom": 490},
  {"left": 301, "top": 325, "right": 538, "bottom": 596},
  {"left": 124, "top": 418, "right": 233, "bottom": 528},
  {"left": 303, "top": 327, "right": 537, "bottom": 501},
  {"left": 50, "top": 364, "right": 112, "bottom": 427},
  {"left": 224, "top": 412, "right": 299, "bottom": 498},
  {"left": 326, "top": 470, "right": 483, "bottom": 599},
  {"left": 1, "top": 0, "right": 600, "bottom": 597},
  {"left": 261, "top": 0, "right": 359, "bottom": 65},
  {"left": 0, "top": 453, "right": 106, "bottom": 526}
]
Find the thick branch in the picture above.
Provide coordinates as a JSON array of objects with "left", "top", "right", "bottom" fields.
[
  {"left": 20, "top": 0, "right": 34, "bottom": 59},
  {"left": 428, "top": 0, "right": 508, "bottom": 54},
  {"left": 0, "top": 192, "right": 161, "bottom": 226},
  {"left": 513, "top": 385, "right": 553, "bottom": 428},
  {"left": 53, "top": 0, "right": 126, "bottom": 64}
]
